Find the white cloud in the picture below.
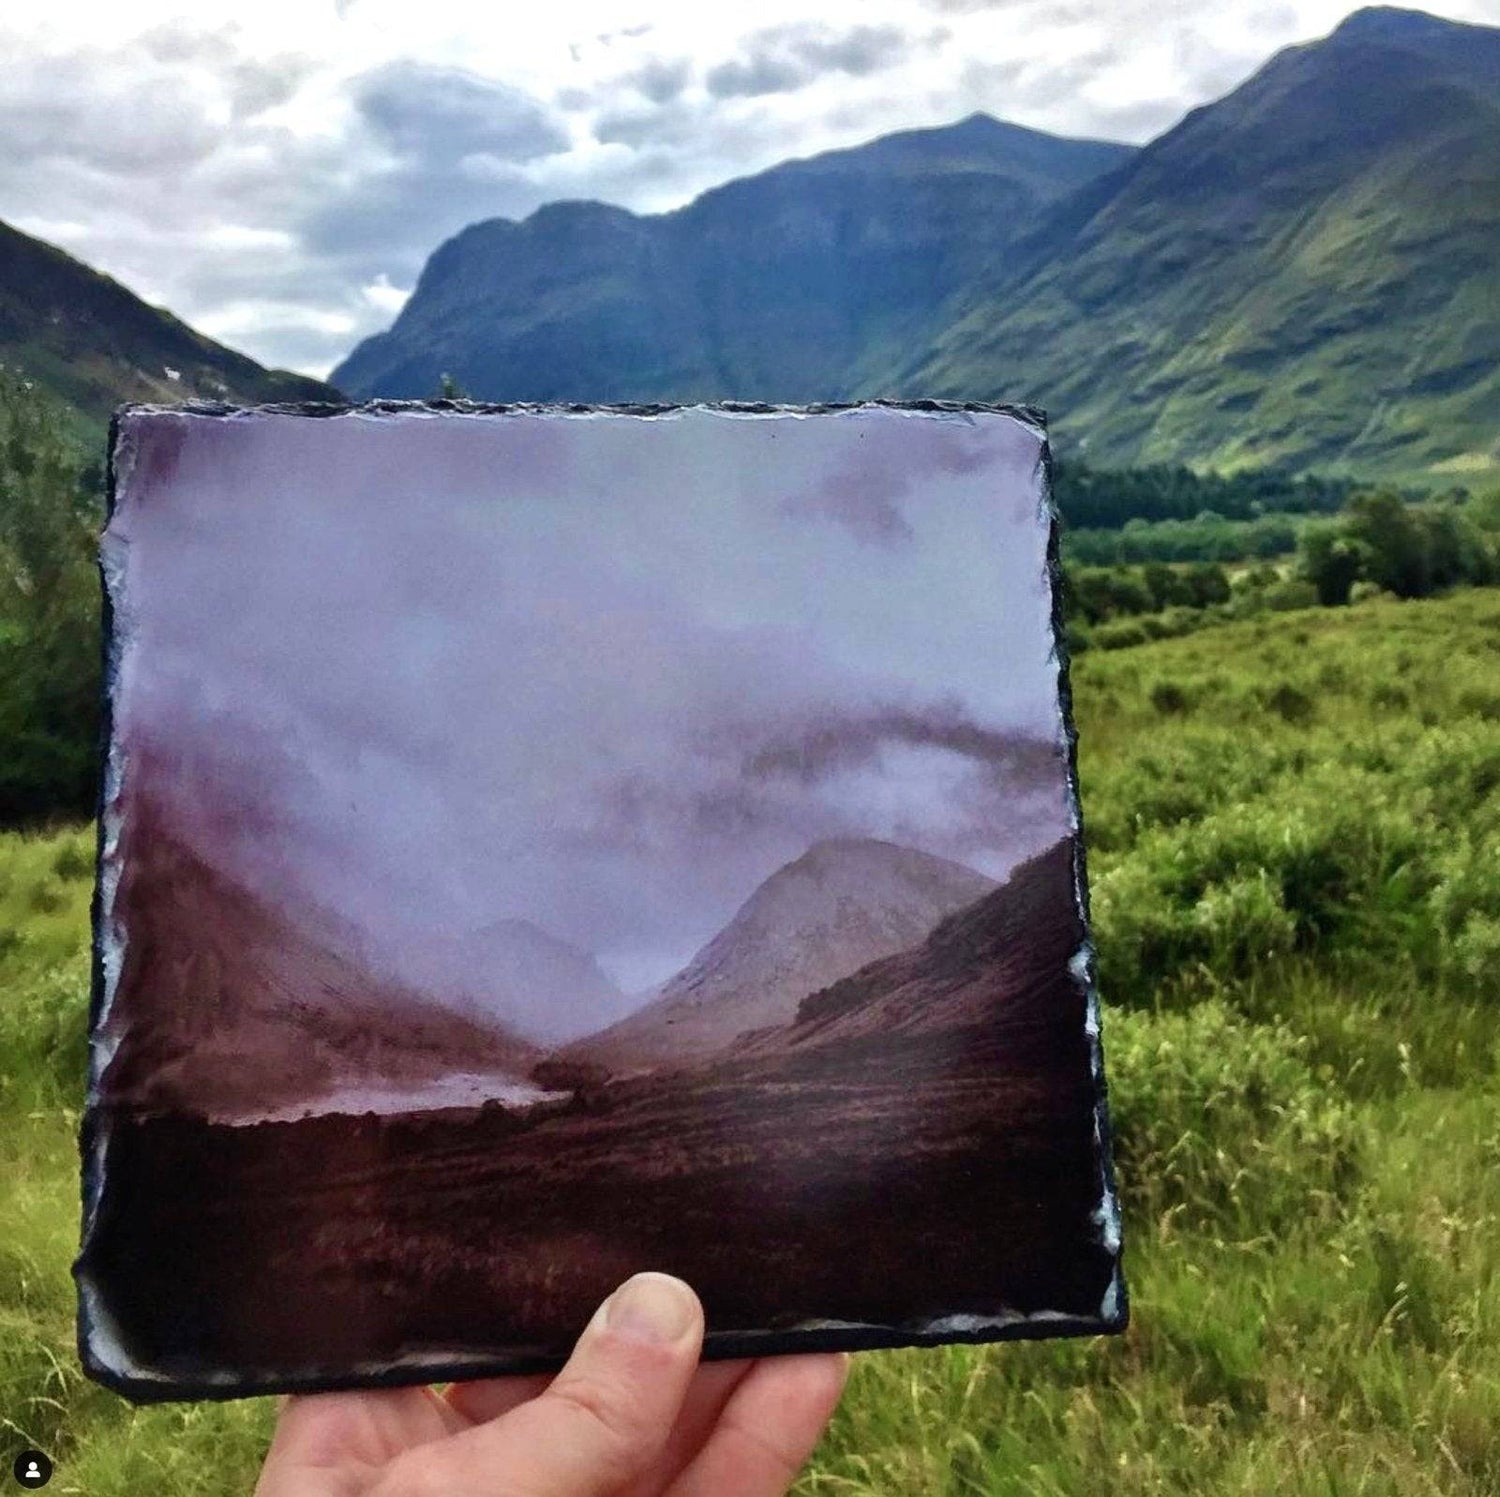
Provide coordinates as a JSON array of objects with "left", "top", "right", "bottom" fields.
[
  {"left": 362, "top": 274, "right": 410, "bottom": 315},
  {"left": 0, "top": 1, "right": 1494, "bottom": 378}
]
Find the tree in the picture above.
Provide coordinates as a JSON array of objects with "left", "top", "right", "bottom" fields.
[
  {"left": 0, "top": 370, "right": 101, "bottom": 822},
  {"left": 1299, "top": 523, "right": 1364, "bottom": 606},
  {"left": 1342, "top": 490, "right": 1431, "bottom": 599}
]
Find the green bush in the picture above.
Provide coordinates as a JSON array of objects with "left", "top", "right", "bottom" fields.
[
  {"left": 1262, "top": 680, "right": 1315, "bottom": 724},
  {"left": 0, "top": 372, "right": 102, "bottom": 825},
  {"left": 1105, "top": 1001, "right": 1361, "bottom": 1238},
  {"left": 1149, "top": 679, "right": 1191, "bottom": 715},
  {"left": 1090, "top": 772, "right": 1438, "bottom": 1005}
]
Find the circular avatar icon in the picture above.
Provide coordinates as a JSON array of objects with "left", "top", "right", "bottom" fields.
[{"left": 12, "top": 1451, "right": 52, "bottom": 1489}]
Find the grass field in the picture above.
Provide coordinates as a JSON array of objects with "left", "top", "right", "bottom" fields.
[{"left": 3, "top": 590, "right": 1498, "bottom": 1494}]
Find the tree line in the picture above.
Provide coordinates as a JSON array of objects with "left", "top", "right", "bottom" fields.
[
  {"left": 1052, "top": 459, "right": 1356, "bottom": 530},
  {"left": 1299, "top": 490, "right": 1497, "bottom": 605}
]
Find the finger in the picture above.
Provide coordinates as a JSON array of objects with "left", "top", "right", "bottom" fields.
[
  {"left": 665, "top": 1354, "right": 850, "bottom": 1497},
  {"left": 257, "top": 1386, "right": 463, "bottom": 1495},
  {"left": 642, "top": 1358, "right": 758, "bottom": 1488},
  {"left": 380, "top": 1272, "right": 704, "bottom": 1497},
  {"left": 446, "top": 1358, "right": 753, "bottom": 1491},
  {"left": 444, "top": 1372, "right": 552, "bottom": 1425}
]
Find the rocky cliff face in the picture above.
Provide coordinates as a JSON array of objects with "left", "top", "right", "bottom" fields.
[{"left": 331, "top": 114, "right": 1131, "bottom": 404}]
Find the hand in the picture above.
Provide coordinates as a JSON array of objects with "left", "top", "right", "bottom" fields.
[{"left": 255, "top": 1272, "right": 849, "bottom": 1496}]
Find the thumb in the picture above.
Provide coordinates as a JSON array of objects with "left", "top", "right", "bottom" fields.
[{"left": 391, "top": 1273, "right": 704, "bottom": 1497}]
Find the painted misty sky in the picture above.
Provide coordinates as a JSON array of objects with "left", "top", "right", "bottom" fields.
[
  {"left": 107, "top": 406, "right": 1071, "bottom": 1008},
  {"left": 3, "top": 2, "right": 1495, "bottom": 375}
]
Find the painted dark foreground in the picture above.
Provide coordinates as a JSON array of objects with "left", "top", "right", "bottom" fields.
[{"left": 80, "top": 838, "right": 1119, "bottom": 1392}]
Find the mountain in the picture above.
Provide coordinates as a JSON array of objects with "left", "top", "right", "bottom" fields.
[
  {"left": 98, "top": 807, "right": 537, "bottom": 1122},
  {"left": 905, "top": 7, "right": 1500, "bottom": 479},
  {"left": 0, "top": 217, "right": 338, "bottom": 437},
  {"left": 331, "top": 115, "right": 1132, "bottom": 403},
  {"left": 445, "top": 917, "right": 629, "bottom": 1045},
  {"left": 335, "top": 8, "right": 1496, "bottom": 484},
  {"left": 567, "top": 837, "right": 997, "bottom": 1069},
  {"left": 733, "top": 836, "right": 1081, "bottom": 1058}
]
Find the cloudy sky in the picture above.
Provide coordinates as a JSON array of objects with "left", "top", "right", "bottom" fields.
[
  {"left": 5, "top": 1, "right": 1496, "bottom": 378},
  {"left": 107, "top": 405, "right": 1071, "bottom": 1011}
]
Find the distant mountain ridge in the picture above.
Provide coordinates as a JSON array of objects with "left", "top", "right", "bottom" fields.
[
  {"left": 336, "top": 7, "right": 1498, "bottom": 483},
  {"left": 442, "top": 916, "right": 631, "bottom": 1044},
  {"left": 0, "top": 217, "right": 339, "bottom": 437},
  {"left": 332, "top": 115, "right": 1132, "bottom": 404}
]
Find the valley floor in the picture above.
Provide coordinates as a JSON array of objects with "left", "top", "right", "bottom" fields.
[{"left": 81, "top": 1021, "right": 1112, "bottom": 1389}]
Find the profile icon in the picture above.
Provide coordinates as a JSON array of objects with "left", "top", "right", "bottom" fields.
[{"left": 12, "top": 1450, "right": 51, "bottom": 1489}]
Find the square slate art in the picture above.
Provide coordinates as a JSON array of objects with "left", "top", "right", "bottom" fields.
[{"left": 78, "top": 401, "right": 1125, "bottom": 1400}]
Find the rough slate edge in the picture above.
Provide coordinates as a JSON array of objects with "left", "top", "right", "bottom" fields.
[{"left": 74, "top": 399, "right": 1128, "bottom": 1405}]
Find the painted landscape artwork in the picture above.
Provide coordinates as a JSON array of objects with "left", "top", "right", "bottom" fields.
[{"left": 77, "top": 402, "right": 1123, "bottom": 1398}]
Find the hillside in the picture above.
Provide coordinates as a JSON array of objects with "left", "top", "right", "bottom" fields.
[
  {"left": 331, "top": 115, "right": 1131, "bottom": 402},
  {"left": 0, "top": 217, "right": 339, "bottom": 437},
  {"left": 566, "top": 836, "right": 997, "bottom": 1069},
  {"left": 98, "top": 802, "right": 537, "bottom": 1122},
  {"left": 906, "top": 7, "right": 1500, "bottom": 479},
  {"left": 336, "top": 8, "right": 1497, "bottom": 484},
  {"left": 737, "top": 836, "right": 1080, "bottom": 1057},
  {"left": 440, "top": 917, "right": 630, "bottom": 1044}
]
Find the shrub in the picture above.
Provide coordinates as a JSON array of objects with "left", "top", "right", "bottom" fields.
[
  {"left": 1105, "top": 1002, "right": 1361, "bottom": 1238},
  {"left": 1427, "top": 838, "right": 1500, "bottom": 995},
  {"left": 1090, "top": 774, "right": 1439, "bottom": 1005},
  {"left": 1093, "top": 619, "right": 1148, "bottom": 650},
  {"left": 1263, "top": 578, "right": 1319, "bottom": 612},
  {"left": 1262, "top": 681, "right": 1315, "bottom": 725},
  {"left": 1149, "top": 680, "right": 1191, "bottom": 715}
]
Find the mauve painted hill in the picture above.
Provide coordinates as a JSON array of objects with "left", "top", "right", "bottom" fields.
[
  {"left": 98, "top": 803, "right": 537, "bottom": 1122},
  {"left": 737, "top": 835, "right": 1084, "bottom": 1057},
  {"left": 566, "top": 837, "right": 999, "bottom": 1070}
]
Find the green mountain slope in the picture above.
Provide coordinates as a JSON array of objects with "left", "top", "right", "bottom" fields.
[
  {"left": 903, "top": 7, "right": 1500, "bottom": 481},
  {"left": 332, "top": 116, "right": 1132, "bottom": 402},
  {"left": 0, "top": 218, "right": 339, "bottom": 438}
]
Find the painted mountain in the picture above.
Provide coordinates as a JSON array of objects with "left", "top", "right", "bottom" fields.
[
  {"left": 98, "top": 800, "right": 538, "bottom": 1122},
  {"left": 908, "top": 6, "right": 1500, "bottom": 478},
  {"left": 568, "top": 837, "right": 997, "bottom": 1069},
  {"left": 442, "top": 918, "right": 629, "bottom": 1044},
  {"left": 331, "top": 115, "right": 1131, "bottom": 404},
  {"left": 734, "top": 836, "right": 1081, "bottom": 1059},
  {"left": 0, "top": 216, "right": 338, "bottom": 437},
  {"left": 335, "top": 7, "right": 1498, "bottom": 483}
]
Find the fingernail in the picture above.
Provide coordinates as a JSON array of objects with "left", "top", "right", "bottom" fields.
[{"left": 604, "top": 1272, "right": 697, "bottom": 1344}]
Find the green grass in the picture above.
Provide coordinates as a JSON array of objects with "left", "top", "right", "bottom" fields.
[{"left": 2, "top": 591, "right": 1498, "bottom": 1492}]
